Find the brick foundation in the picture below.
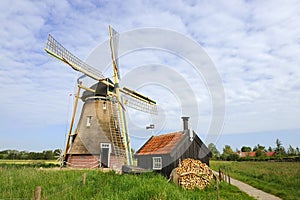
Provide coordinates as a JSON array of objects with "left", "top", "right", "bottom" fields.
[
  {"left": 67, "top": 154, "right": 100, "bottom": 168},
  {"left": 67, "top": 154, "right": 125, "bottom": 171}
]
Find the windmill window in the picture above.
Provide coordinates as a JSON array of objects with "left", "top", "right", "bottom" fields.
[
  {"left": 103, "top": 102, "right": 107, "bottom": 110},
  {"left": 86, "top": 116, "right": 92, "bottom": 127},
  {"left": 101, "top": 143, "right": 111, "bottom": 149},
  {"left": 152, "top": 157, "right": 162, "bottom": 170}
]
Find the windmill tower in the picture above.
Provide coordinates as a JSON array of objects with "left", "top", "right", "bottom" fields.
[{"left": 45, "top": 26, "right": 157, "bottom": 170}]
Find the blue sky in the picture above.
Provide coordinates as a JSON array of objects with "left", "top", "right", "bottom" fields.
[{"left": 0, "top": 0, "right": 299, "bottom": 152}]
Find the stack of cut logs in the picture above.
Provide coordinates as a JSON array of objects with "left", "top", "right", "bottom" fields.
[{"left": 174, "top": 158, "right": 214, "bottom": 190}]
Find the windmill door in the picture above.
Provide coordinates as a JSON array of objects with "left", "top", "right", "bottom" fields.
[{"left": 100, "top": 143, "right": 111, "bottom": 168}]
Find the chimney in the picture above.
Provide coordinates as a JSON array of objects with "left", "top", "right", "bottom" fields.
[{"left": 181, "top": 116, "right": 189, "bottom": 131}]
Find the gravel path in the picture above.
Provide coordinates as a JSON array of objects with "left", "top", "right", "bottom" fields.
[
  {"left": 213, "top": 171, "right": 282, "bottom": 200},
  {"left": 230, "top": 177, "right": 282, "bottom": 200}
]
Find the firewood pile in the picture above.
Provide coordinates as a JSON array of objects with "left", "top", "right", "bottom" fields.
[{"left": 173, "top": 158, "right": 214, "bottom": 190}]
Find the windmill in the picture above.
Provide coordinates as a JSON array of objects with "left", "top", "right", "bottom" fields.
[{"left": 45, "top": 26, "right": 157, "bottom": 169}]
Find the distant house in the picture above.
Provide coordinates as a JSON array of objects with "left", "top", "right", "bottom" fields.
[
  {"left": 236, "top": 152, "right": 247, "bottom": 157},
  {"left": 135, "top": 117, "right": 212, "bottom": 177},
  {"left": 266, "top": 151, "right": 276, "bottom": 157},
  {"left": 237, "top": 151, "right": 276, "bottom": 157},
  {"left": 237, "top": 152, "right": 256, "bottom": 157}
]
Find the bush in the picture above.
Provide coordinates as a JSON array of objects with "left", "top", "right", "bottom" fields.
[
  {"left": 221, "top": 153, "right": 239, "bottom": 161},
  {"left": 227, "top": 153, "right": 239, "bottom": 161}
]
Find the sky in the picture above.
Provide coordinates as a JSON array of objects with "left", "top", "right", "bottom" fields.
[{"left": 0, "top": 0, "right": 299, "bottom": 153}]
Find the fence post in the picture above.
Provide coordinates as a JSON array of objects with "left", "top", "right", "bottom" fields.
[
  {"left": 215, "top": 176, "right": 220, "bottom": 200},
  {"left": 224, "top": 167, "right": 228, "bottom": 183},
  {"left": 228, "top": 168, "right": 231, "bottom": 185},
  {"left": 223, "top": 167, "right": 227, "bottom": 183},
  {"left": 83, "top": 172, "right": 86, "bottom": 186},
  {"left": 35, "top": 186, "right": 41, "bottom": 200}
]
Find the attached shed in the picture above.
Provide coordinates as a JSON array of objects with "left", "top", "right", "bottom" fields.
[{"left": 135, "top": 117, "right": 212, "bottom": 177}]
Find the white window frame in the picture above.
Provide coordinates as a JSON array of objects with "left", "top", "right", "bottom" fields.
[
  {"left": 152, "top": 157, "right": 162, "bottom": 170},
  {"left": 86, "top": 116, "right": 92, "bottom": 127},
  {"left": 100, "top": 143, "right": 111, "bottom": 167},
  {"left": 100, "top": 143, "right": 111, "bottom": 153},
  {"left": 103, "top": 102, "right": 107, "bottom": 110}
]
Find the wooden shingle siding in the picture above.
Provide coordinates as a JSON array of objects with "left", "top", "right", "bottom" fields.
[{"left": 66, "top": 98, "right": 126, "bottom": 171}]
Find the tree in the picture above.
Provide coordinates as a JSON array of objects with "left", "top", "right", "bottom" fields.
[
  {"left": 268, "top": 146, "right": 273, "bottom": 152},
  {"left": 228, "top": 153, "right": 239, "bottom": 161},
  {"left": 296, "top": 147, "right": 300, "bottom": 155},
  {"left": 20, "top": 151, "right": 29, "bottom": 159},
  {"left": 275, "top": 139, "right": 286, "bottom": 155},
  {"left": 208, "top": 143, "right": 220, "bottom": 160},
  {"left": 43, "top": 150, "right": 54, "bottom": 160},
  {"left": 7, "top": 150, "right": 21, "bottom": 160},
  {"left": 221, "top": 145, "right": 235, "bottom": 160},
  {"left": 241, "top": 146, "right": 252, "bottom": 152},
  {"left": 223, "top": 145, "right": 233, "bottom": 154},
  {"left": 276, "top": 139, "right": 282, "bottom": 150},
  {"left": 253, "top": 144, "right": 265, "bottom": 151},
  {"left": 287, "top": 145, "right": 296, "bottom": 156},
  {"left": 255, "top": 149, "right": 266, "bottom": 157}
]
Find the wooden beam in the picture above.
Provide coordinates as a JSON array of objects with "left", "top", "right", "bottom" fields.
[
  {"left": 78, "top": 84, "right": 96, "bottom": 93},
  {"left": 64, "top": 82, "right": 82, "bottom": 162}
]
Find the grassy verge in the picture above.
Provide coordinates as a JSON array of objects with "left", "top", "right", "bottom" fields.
[
  {"left": 210, "top": 161, "right": 300, "bottom": 200},
  {"left": 0, "top": 159, "right": 59, "bottom": 168},
  {"left": 0, "top": 166, "right": 255, "bottom": 200},
  {"left": 0, "top": 159, "right": 59, "bottom": 164}
]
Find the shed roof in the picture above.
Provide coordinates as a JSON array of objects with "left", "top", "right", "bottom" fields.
[{"left": 135, "top": 132, "right": 184, "bottom": 155}]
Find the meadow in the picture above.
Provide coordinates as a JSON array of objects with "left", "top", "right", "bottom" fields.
[
  {"left": 0, "top": 159, "right": 59, "bottom": 168},
  {"left": 210, "top": 161, "right": 300, "bottom": 200},
  {"left": 0, "top": 165, "right": 255, "bottom": 200}
]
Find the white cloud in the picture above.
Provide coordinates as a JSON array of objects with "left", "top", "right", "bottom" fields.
[{"left": 0, "top": 0, "right": 299, "bottom": 150}]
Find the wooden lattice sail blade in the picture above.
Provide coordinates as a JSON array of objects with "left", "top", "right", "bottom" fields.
[
  {"left": 109, "top": 26, "right": 120, "bottom": 79},
  {"left": 121, "top": 88, "right": 158, "bottom": 115},
  {"left": 122, "top": 94, "right": 158, "bottom": 114},
  {"left": 45, "top": 34, "right": 105, "bottom": 81},
  {"left": 122, "top": 87, "right": 156, "bottom": 105}
]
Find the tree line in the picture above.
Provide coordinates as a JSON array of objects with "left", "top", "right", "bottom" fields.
[
  {"left": 208, "top": 139, "right": 300, "bottom": 161},
  {"left": 0, "top": 149, "right": 61, "bottom": 160}
]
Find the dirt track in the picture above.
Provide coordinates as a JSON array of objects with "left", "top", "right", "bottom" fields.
[{"left": 214, "top": 171, "right": 282, "bottom": 200}]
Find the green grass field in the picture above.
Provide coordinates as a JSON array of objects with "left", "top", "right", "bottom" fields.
[
  {"left": 0, "top": 159, "right": 59, "bottom": 164},
  {"left": 0, "top": 165, "right": 255, "bottom": 200},
  {"left": 210, "top": 161, "right": 300, "bottom": 200},
  {"left": 0, "top": 159, "right": 60, "bottom": 168}
]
